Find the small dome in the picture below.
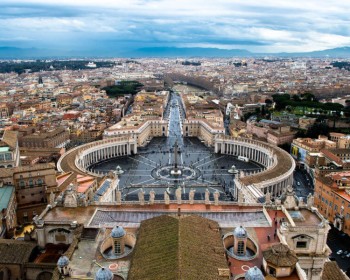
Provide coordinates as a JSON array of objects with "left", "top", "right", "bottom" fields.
[
  {"left": 245, "top": 266, "right": 264, "bottom": 280},
  {"left": 57, "top": 255, "right": 69, "bottom": 267},
  {"left": 111, "top": 226, "right": 125, "bottom": 238},
  {"left": 95, "top": 267, "right": 113, "bottom": 280},
  {"left": 233, "top": 226, "right": 247, "bottom": 238}
]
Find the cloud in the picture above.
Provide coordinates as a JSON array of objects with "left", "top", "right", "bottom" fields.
[{"left": 0, "top": 0, "right": 349, "bottom": 52}]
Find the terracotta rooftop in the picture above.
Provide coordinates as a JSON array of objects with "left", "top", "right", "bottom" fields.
[{"left": 0, "top": 130, "right": 18, "bottom": 150}]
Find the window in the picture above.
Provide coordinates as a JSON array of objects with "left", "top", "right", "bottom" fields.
[
  {"left": 5, "top": 153, "right": 12, "bottom": 161},
  {"left": 29, "top": 179, "right": 33, "bottom": 187},
  {"left": 237, "top": 241, "right": 245, "bottom": 255},
  {"left": 114, "top": 240, "right": 121, "bottom": 254},
  {"left": 19, "top": 180, "right": 25, "bottom": 189},
  {"left": 37, "top": 178, "right": 43, "bottom": 185},
  {"left": 296, "top": 241, "right": 307, "bottom": 248}
]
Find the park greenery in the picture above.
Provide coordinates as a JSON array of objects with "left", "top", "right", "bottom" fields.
[
  {"left": 331, "top": 61, "right": 350, "bottom": 71},
  {"left": 0, "top": 60, "right": 115, "bottom": 74},
  {"left": 181, "top": 61, "right": 201, "bottom": 66},
  {"left": 102, "top": 81, "right": 143, "bottom": 97},
  {"left": 272, "top": 93, "right": 344, "bottom": 113}
]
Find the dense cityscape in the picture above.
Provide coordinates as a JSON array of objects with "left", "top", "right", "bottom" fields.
[
  {"left": 0, "top": 57, "right": 349, "bottom": 280},
  {"left": 1, "top": 0, "right": 350, "bottom": 279}
]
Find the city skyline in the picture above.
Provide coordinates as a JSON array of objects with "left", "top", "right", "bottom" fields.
[{"left": 1, "top": 0, "right": 350, "bottom": 55}]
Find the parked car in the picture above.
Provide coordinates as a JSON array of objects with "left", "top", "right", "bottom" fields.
[
  {"left": 337, "top": 250, "right": 343, "bottom": 255},
  {"left": 346, "top": 253, "right": 350, "bottom": 258}
]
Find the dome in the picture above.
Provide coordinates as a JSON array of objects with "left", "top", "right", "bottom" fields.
[
  {"left": 57, "top": 255, "right": 69, "bottom": 267},
  {"left": 245, "top": 266, "right": 264, "bottom": 280},
  {"left": 95, "top": 267, "right": 113, "bottom": 280},
  {"left": 263, "top": 243, "right": 298, "bottom": 267},
  {"left": 111, "top": 226, "right": 126, "bottom": 238},
  {"left": 233, "top": 226, "right": 247, "bottom": 238}
]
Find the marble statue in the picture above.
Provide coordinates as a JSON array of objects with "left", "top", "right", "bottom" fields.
[
  {"left": 175, "top": 187, "right": 182, "bottom": 204},
  {"left": 138, "top": 189, "right": 145, "bottom": 206},
  {"left": 265, "top": 191, "right": 271, "bottom": 204},
  {"left": 189, "top": 189, "right": 195, "bottom": 204},
  {"left": 116, "top": 190, "right": 122, "bottom": 205},
  {"left": 214, "top": 190, "right": 220, "bottom": 206},
  {"left": 149, "top": 189, "right": 155, "bottom": 205},
  {"left": 307, "top": 193, "right": 314, "bottom": 208},
  {"left": 205, "top": 189, "right": 210, "bottom": 204},
  {"left": 164, "top": 191, "right": 170, "bottom": 205}
]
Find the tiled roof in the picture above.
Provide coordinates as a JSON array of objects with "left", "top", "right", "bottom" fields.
[
  {"left": 322, "top": 261, "right": 349, "bottom": 280},
  {"left": 262, "top": 243, "right": 298, "bottom": 267},
  {"left": 0, "top": 239, "right": 36, "bottom": 264},
  {"left": 128, "top": 215, "right": 228, "bottom": 280},
  {"left": 0, "top": 130, "right": 18, "bottom": 150}
]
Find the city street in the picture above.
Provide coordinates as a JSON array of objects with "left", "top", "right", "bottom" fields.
[
  {"left": 327, "top": 225, "right": 350, "bottom": 274},
  {"left": 293, "top": 169, "right": 314, "bottom": 199}
]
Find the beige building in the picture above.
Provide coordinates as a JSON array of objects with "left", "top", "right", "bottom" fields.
[
  {"left": 0, "top": 130, "right": 20, "bottom": 168},
  {"left": 0, "top": 163, "right": 57, "bottom": 224},
  {"left": 20, "top": 127, "right": 70, "bottom": 149}
]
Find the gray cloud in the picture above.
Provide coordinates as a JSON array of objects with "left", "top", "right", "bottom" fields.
[{"left": 0, "top": 0, "right": 349, "bottom": 52}]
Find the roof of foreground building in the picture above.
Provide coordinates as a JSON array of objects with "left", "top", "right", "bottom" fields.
[{"left": 128, "top": 215, "right": 228, "bottom": 280}]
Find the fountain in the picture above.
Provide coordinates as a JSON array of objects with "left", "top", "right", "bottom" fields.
[
  {"left": 228, "top": 165, "right": 238, "bottom": 174},
  {"left": 114, "top": 165, "right": 124, "bottom": 175}
]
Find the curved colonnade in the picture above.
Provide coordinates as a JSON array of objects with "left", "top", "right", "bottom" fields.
[
  {"left": 58, "top": 134, "right": 295, "bottom": 203},
  {"left": 215, "top": 136, "right": 295, "bottom": 200},
  {"left": 57, "top": 135, "right": 137, "bottom": 177}
]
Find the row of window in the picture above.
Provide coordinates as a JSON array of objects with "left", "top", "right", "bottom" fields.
[{"left": 19, "top": 178, "right": 44, "bottom": 188}]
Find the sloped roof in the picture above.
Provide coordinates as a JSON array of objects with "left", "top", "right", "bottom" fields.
[
  {"left": 0, "top": 130, "right": 18, "bottom": 150},
  {"left": 0, "top": 239, "right": 36, "bottom": 264},
  {"left": 263, "top": 243, "right": 298, "bottom": 267},
  {"left": 128, "top": 215, "right": 228, "bottom": 280},
  {"left": 322, "top": 261, "right": 349, "bottom": 280}
]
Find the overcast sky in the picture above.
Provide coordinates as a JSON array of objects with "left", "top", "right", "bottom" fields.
[{"left": 1, "top": 0, "right": 350, "bottom": 53}]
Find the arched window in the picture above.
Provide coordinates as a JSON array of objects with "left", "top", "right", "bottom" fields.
[
  {"left": 37, "top": 178, "right": 43, "bottom": 185},
  {"left": 29, "top": 179, "right": 34, "bottom": 187}
]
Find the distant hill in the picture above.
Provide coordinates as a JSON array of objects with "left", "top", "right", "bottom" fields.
[
  {"left": 0, "top": 45, "right": 350, "bottom": 59},
  {"left": 275, "top": 47, "right": 350, "bottom": 58}
]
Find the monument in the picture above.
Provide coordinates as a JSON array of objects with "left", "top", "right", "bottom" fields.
[{"left": 170, "top": 140, "right": 182, "bottom": 176}]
